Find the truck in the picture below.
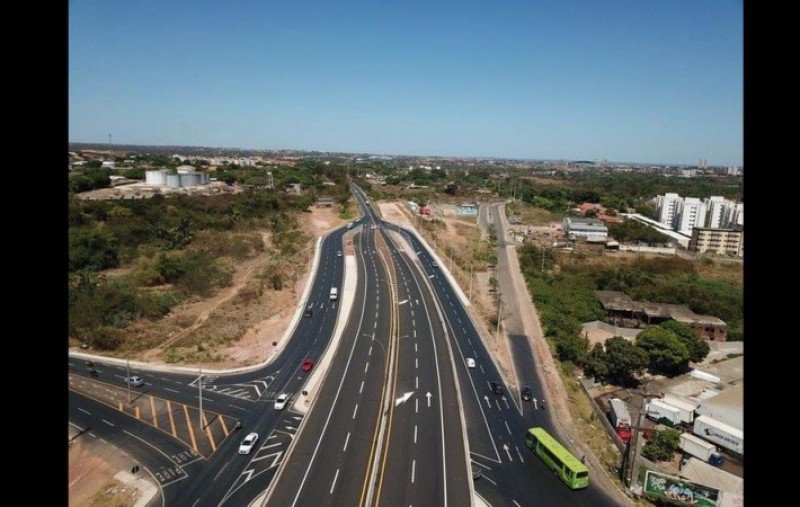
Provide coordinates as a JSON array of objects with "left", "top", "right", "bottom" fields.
[
  {"left": 329, "top": 287, "right": 338, "bottom": 301},
  {"left": 608, "top": 398, "right": 633, "bottom": 444},
  {"left": 662, "top": 394, "right": 698, "bottom": 425},
  {"left": 645, "top": 399, "right": 682, "bottom": 426},
  {"left": 608, "top": 398, "right": 632, "bottom": 428},
  {"left": 679, "top": 432, "right": 717, "bottom": 462},
  {"left": 692, "top": 415, "right": 743, "bottom": 455}
]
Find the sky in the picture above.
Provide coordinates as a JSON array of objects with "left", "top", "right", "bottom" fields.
[{"left": 69, "top": 0, "right": 743, "bottom": 166}]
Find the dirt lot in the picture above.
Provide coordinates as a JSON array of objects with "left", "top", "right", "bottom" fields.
[{"left": 69, "top": 437, "right": 138, "bottom": 507}]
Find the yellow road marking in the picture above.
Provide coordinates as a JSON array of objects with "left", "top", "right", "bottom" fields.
[
  {"left": 150, "top": 396, "right": 158, "bottom": 428},
  {"left": 167, "top": 400, "right": 177, "bottom": 437},
  {"left": 361, "top": 239, "right": 398, "bottom": 507},
  {"left": 220, "top": 416, "right": 229, "bottom": 437},
  {"left": 118, "top": 401, "right": 123, "bottom": 411},
  {"left": 135, "top": 405, "right": 141, "bottom": 419},
  {"left": 203, "top": 412, "right": 216, "bottom": 452},
  {"left": 184, "top": 405, "right": 199, "bottom": 452}
]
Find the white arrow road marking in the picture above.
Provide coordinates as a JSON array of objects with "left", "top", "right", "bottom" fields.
[
  {"left": 503, "top": 444, "right": 513, "bottom": 462},
  {"left": 399, "top": 299, "right": 409, "bottom": 305},
  {"left": 395, "top": 391, "right": 415, "bottom": 406},
  {"left": 503, "top": 397, "right": 510, "bottom": 409},
  {"left": 484, "top": 395, "right": 491, "bottom": 407},
  {"left": 426, "top": 392, "right": 432, "bottom": 408},
  {"left": 532, "top": 398, "right": 538, "bottom": 410}
]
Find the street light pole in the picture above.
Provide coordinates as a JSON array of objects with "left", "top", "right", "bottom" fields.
[
  {"left": 468, "top": 262, "right": 473, "bottom": 301},
  {"left": 541, "top": 247, "right": 546, "bottom": 273},
  {"left": 495, "top": 292, "right": 503, "bottom": 350},
  {"left": 198, "top": 368, "right": 204, "bottom": 430}
]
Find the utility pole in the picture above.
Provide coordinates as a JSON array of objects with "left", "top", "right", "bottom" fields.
[
  {"left": 198, "top": 368, "right": 204, "bottom": 430},
  {"left": 625, "top": 388, "right": 660, "bottom": 494}
]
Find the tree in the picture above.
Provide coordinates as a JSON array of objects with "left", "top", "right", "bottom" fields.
[
  {"left": 642, "top": 428, "right": 680, "bottom": 462},
  {"left": 661, "top": 320, "right": 710, "bottom": 363},
  {"left": 603, "top": 336, "right": 648, "bottom": 387},
  {"left": 69, "top": 224, "right": 119, "bottom": 272},
  {"left": 583, "top": 343, "right": 609, "bottom": 381},
  {"left": 635, "top": 327, "right": 690, "bottom": 376},
  {"left": 555, "top": 333, "right": 588, "bottom": 364}
]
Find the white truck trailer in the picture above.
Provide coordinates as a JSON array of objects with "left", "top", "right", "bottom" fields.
[
  {"left": 662, "top": 394, "right": 698, "bottom": 425},
  {"left": 692, "top": 415, "right": 743, "bottom": 455},
  {"left": 679, "top": 432, "right": 717, "bottom": 462},
  {"left": 608, "top": 398, "right": 632, "bottom": 428},
  {"left": 645, "top": 399, "right": 682, "bottom": 426}
]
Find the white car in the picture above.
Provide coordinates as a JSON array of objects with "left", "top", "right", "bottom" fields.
[
  {"left": 337, "top": 251, "right": 343, "bottom": 257},
  {"left": 466, "top": 358, "right": 476, "bottom": 368},
  {"left": 239, "top": 432, "right": 259, "bottom": 454},
  {"left": 125, "top": 376, "right": 145, "bottom": 387},
  {"left": 274, "top": 393, "right": 289, "bottom": 410}
]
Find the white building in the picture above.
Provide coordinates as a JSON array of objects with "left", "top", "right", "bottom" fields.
[
  {"left": 724, "top": 202, "right": 743, "bottom": 228},
  {"left": 562, "top": 217, "right": 608, "bottom": 241},
  {"left": 703, "top": 196, "right": 727, "bottom": 228},
  {"left": 655, "top": 193, "right": 681, "bottom": 227},
  {"left": 674, "top": 197, "right": 707, "bottom": 235}
]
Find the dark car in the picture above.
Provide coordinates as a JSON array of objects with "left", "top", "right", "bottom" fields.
[
  {"left": 521, "top": 386, "right": 532, "bottom": 401},
  {"left": 490, "top": 381, "right": 504, "bottom": 395},
  {"left": 303, "top": 305, "right": 313, "bottom": 318}
]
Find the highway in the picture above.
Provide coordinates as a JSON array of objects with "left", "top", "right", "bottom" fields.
[{"left": 266, "top": 189, "right": 469, "bottom": 507}]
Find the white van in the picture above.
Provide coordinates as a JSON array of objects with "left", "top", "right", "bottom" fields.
[{"left": 329, "top": 287, "right": 338, "bottom": 301}]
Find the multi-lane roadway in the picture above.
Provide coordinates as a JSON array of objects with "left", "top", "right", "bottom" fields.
[{"left": 68, "top": 187, "right": 622, "bottom": 507}]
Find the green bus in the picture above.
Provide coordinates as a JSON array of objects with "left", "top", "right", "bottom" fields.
[{"left": 524, "top": 427, "right": 589, "bottom": 489}]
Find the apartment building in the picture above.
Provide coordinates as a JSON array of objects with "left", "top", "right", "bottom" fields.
[{"left": 688, "top": 227, "right": 743, "bottom": 257}]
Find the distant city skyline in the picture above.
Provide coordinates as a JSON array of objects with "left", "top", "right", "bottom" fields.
[{"left": 69, "top": 1, "right": 743, "bottom": 167}]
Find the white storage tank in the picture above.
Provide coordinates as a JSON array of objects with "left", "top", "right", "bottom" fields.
[
  {"left": 145, "top": 169, "right": 168, "bottom": 186},
  {"left": 166, "top": 174, "right": 181, "bottom": 188},
  {"left": 180, "top": 172, "right": 202, "bottom": 187}
]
